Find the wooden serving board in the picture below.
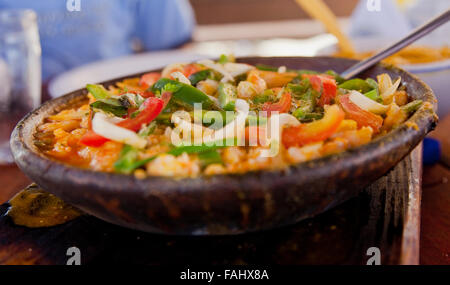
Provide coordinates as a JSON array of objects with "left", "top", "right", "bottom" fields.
[{"left": 0, "top": 146, "right": 422, "bottom": 265}]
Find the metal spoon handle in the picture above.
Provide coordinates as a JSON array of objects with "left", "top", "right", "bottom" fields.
[{"left": 341, "top": 9, "right": 450, "bottom": 80}]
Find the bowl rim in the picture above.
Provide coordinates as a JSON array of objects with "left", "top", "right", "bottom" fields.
[{"left": 10, "top": 56, "right": 438, "bottom": 196}]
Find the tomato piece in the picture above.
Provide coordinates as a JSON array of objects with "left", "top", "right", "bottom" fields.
[
  {"left": 337, "top": 94, "right": 383, "bottom": 133},
  {"left": 80, "top": 97, "right": 164, "bottom": 147},
  {"left": 319, "top": 78, "right": 337, "bottom": 106},
  {"left": 80, "top": 130, "right": 108, "bottom": 147},
  {"left": 302, "top": 74, "right": 322, "bottom": 92},
  {"left": 282, "top": 105, "right": 344, "bottom": 148},
  {"left": 261, "top": 91, "right": 292, "bottom": 116},
  {"left": 302, "top": 74, "right": 337, "bottom": 107},
  {"left": 139, "top": 72, "right": 161, "bottom": 89},
  {"left": 116, "top": 97, "right": 164, "bottom": 132},
  {"left": 141, "top": 91, "right": 155, "bottom": 98}
]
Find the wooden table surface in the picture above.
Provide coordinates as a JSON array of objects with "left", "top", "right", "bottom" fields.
[{"left": 1, "top": 116, "right": 449, "bottom": 265}]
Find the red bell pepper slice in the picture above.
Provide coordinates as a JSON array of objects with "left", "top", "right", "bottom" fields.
[
  {"left": 261, "top": 90, "right": 292, "bottom": 116},
  {"left": 337, "top": 94, "right": 383, "bottom": 133},
  {"left": 282, "top": 105, "right": 344, "bottom": 148},
  {"left": 80, "top": 97, "right": 164, "bottom": 147},
  {"left": 302, "top": 74, "right": 337, "bottom": 107}
]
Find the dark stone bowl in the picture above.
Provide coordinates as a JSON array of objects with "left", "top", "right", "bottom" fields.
[{"left": 10, "top": 57, "right": 438, "bottom": 235}]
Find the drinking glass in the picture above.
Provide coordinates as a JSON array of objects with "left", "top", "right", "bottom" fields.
[{"left": 0, "top": 10, "right": 41, "bottom": 164}]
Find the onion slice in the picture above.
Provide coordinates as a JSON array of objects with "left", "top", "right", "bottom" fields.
[
  {"left": 197, "top": 59, "right": 235, "bottom": 83},
  {"left": 92, "top": 113, "right": 147, "bottom": 148},
  {"left": 349, "top": 90, "right": 389, "bottom": 115},
  {"left": 223, "top": 62, "right": 254, "bottom": 77},
  {"left": 377, "top": 74, "right": 401, "bottom": 103},
  {"left": 170, "top": 71, "right": 191, "bottom": 85}
]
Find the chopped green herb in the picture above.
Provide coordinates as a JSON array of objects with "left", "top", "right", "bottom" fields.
[
  {"left": 252, "top": 89, "right": 275, "bottom": 105},
  {"left": 287, "top": 79, "right": 313, "bottom": 98}
]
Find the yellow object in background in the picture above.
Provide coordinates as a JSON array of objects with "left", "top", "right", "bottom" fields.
[
  {"left": 336, "top": 46, "right": 450, "bottom": 65},
  {"left": 395, "top": 0, "right": 418, "bottom": 10},
  {"left": 295, "top": 0, "right": 450, "bottom": 65},
  {"left": 294, "top": 0, "right": 355, "bottom": 54}
]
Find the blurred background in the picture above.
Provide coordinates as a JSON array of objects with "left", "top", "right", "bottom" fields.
[
  {"left": 191, "top": 0, "right": 357, "bottom": 24},
  {"left": 44, "top": 0, "right": 450, "bottom": 117}
]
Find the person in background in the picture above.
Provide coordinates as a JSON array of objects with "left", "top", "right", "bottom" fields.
[{"left": 0, "top": 0, "right": 195, "bottom": 81}]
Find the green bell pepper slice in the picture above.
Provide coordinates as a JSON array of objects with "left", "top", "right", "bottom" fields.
[
  {"left": 363, "top": 78, "right": 382, "bottom": 102},
  {"left": 86, "top": 84, "right": 110, "bottom": 100},
  {"left": 401, "top": 100, "right": 423, "bottom": 114},
  {"left": 90, "top": 101, "right": 128, "bottom": 117},
  {"left": 339, "top": 78, "right": 373, "bottom": 94},
  {"left": 152, "top": 78, "right": 218, "bottom": 110},
  {"left": 188, "top": 69, "right": 212, "bottom": 86}
]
